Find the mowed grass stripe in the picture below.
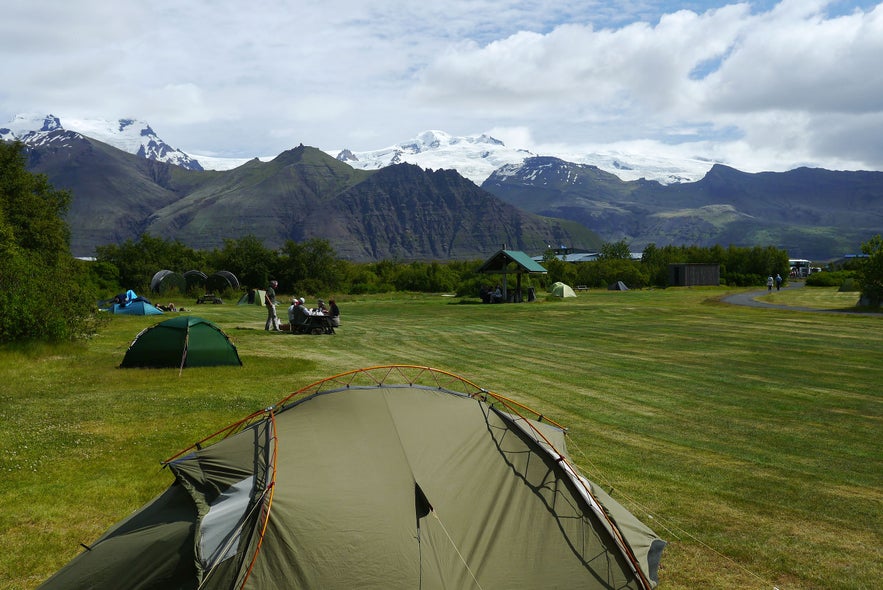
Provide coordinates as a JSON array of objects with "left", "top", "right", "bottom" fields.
[{"left": 1, "top": 287, "right": 881, "bottom": 590}]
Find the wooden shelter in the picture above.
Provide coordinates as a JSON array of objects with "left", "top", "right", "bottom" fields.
[{"left": 477, "top": 249, "right": 547, "bottom": 302}]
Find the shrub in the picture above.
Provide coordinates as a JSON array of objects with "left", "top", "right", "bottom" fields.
[
  {"left": 856, "top": 235, "right": 883, "bottom": 307},
  {"left": 806, "top": 270, "right": 854, "bottom": 287},
  {"left": 838, "top": 278, "right": 860, "bottom": 292}
]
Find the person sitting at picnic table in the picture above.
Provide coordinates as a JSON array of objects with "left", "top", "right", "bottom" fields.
[
  {"left": 282, "top": 298, "right": 309, "bottom": 330},
  {"left": 328, "top": 298, "right": 340, "bottom": 327},
  {"left": 491, "top": 285, "right": 504, "bottom": 303},
  {"left": 287, "top": 298, "right": 300, "bottom": 324},
  {"left": 302, "top": 297, "right": 325, "bottom": 316},
  {"left": 479, "top": 285, "right": 491, "bottom": 303}
]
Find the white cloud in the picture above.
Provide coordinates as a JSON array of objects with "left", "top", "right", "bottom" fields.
[
  {"left": 703, "top": 1, "right": 883, "bottom": 113},
  {"left": 412, "top": 0, "right": 883, "bottom": 170},
  {"left": 1, "top": 1, "right": 881, "bottom": 171}
]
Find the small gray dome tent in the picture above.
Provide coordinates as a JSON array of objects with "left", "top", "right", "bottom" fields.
[{"left": 39, "top": 366, "right": 664, "bottom": 590}]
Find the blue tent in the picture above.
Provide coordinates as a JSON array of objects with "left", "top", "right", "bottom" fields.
[
  {"left": 112, "top": 300, "right": 164, "bottom": 315},
  {"left": 99, "top": 290, "right": 163, "bottom": 315}
]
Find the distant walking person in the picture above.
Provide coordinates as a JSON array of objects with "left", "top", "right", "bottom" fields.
[
  {"left": 265, "top": 280, "right": 280, "bottom": 331},
  {"left": 775, "top": 274, "right": 783, "bottom": 291},
  {"left": 767, "top": 276, "right": 774, "bottom": 292}
]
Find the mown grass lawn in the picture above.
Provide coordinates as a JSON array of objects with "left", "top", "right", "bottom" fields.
[
  {"left": 2, "top": 286, "right": 881, "bottom": 589},
  {"left": 760, "top": 283, "right": 864, "bottom": 310}
]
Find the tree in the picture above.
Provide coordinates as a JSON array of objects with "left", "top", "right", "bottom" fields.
[
  {"left": 96, "top": 234, "right": 207, "bottom": 293},
  {"left": 208, "top": 235, "right": 275, "bottom": 290},
  {"left": 641, "top": 243, "right": 680, "bottom": 287},
  {"left": 598, "top": 239, "right": 632, "bottom": 260},
  {"left": 0, "top": 143, "right": 70, "bottom": 263},
  {"left": 0, "top": 142, "right": 96, "bottom": 343},
  {"left": 277, "top": 238, "right": 346, "bottom": 296},
  {"left": 857, "top": 234, "right": 883, "bottom": 308},
  {"left": 574, "top": 258, "right": 647, "bottom": 289}
]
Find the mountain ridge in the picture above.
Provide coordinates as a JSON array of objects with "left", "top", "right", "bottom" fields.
[
  {"left": 14, "top": 132, "right": 602, "bottom": 260},
  {"left": 6, "top": 114, "right": 883, "bottom": 261},
  {"left": 481, "top": 157, "right": 883, "bottom": 259},
  {"left": 2, "top": 113, "right": 203, "bottom": 171}
]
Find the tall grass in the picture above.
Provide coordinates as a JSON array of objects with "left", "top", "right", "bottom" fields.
[{"left": 1, "top": 287, "right": 880, "bottom": 589}]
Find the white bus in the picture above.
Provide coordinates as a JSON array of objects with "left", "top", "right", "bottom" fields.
[{"left": 789, "top": 259, "right": 812, "bottom": 278}]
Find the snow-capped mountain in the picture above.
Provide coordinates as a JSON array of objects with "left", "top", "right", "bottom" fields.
[
  {"left": 330, "top": 130, "right": 535, "bottom": 185},
  {"left": 3, "top": 113, "right": 714, "bottom": 183},
  {"left": 1, "top": 114, "right": 203, "bottom": 171},
  {"left": 331, "top": 130, "right": 715, "bottom": 185},
  {"left": 541, "top": 149, "right": 716, "bottom": 185}
]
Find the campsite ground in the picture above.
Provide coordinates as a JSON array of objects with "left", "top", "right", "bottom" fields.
[{"left": 1, "top": 285, "right": 880, "bottom": 590}]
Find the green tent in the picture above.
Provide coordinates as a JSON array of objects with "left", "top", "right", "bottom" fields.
[
  {"left": 120, "top": 316, "right": 242, "bottom": 369},
  {"left": 39, "top": 366, "right": 664, "bottom": 589},
  {"left": 551, "top": 281, "right": 577, "bottom": 298},
  {"left": 236, "top": 289, "right": 266, "bottom": 306}
]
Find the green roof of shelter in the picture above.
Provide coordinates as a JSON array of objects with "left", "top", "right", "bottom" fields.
[{"left": 477, "top": 249, "right": 547, "bottom": 274}]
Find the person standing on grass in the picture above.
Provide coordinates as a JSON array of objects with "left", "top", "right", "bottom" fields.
[
  {"left": 767, "top": 275, "right": 774, "bottom": 292},
  {"left": 265, "top": 279, "right": 280, "bottom": 331},
  {"left": 328, "top": 298, "right": 340, "bottom": 327}
]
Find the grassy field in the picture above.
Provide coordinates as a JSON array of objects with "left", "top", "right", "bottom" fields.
[
  {"left": 759, "top": 283, "right": 865, "bottom": 310},
  {"left": 1, "top": 286, "right": 881, "bottom": 589}
]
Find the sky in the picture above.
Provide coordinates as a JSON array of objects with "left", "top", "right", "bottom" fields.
[{"left": 2, "top": 0, "right": 882, "bottom": 173}]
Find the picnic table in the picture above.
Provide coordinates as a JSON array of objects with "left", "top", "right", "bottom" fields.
[
  {"left": 290, "top": 313, "right": 335, "bottom": 335},
  {"left": 196, "top": 293, "right": 223, "bottom": 304}
]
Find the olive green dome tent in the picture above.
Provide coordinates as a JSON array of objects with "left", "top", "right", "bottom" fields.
[
  {"left": 120, "top": 316, "right": 242, "bottom": 369},
  {"left": 236, "top": 289, "right": 266, "bottom": 306},
  {"left": 551, "top": 281, "right": 577, "bottom": 298},
  {"left": 39, "top": 366, "right": 664, "bottom": 590}
]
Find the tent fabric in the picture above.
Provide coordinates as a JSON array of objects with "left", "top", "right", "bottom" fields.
[
  {"left": 150, "top": 270, "right": 186, "bottom": 294},
  {"left": 39, "top": 367, "right": 663, "bottom": 590},
  {"left": 206, "top": 271, "right": 240, "bottom": 293},
  {"left": 111, "top": 300, "right": 164, "bottom": 315},
  {"left": 100, "top": 291, "right": 162, "bottom": 315},
  {"left": 551, "top": 281, "right": 577, "bottom": 298},
  {"left": 609, "top": 281, "right": 630, "bottom": 291},
  {"left": 120, "top": 316, "right": 242, "bottom": 368},
  {"left": 237, "top": 289, "right": 266, "bottom": 306},
  {"left": 183, "top": 270, "right": 208, "bottom": 292}
]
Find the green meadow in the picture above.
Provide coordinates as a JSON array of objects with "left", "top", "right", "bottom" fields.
[{"left": 1, "top": 286, "right": 880, "bottom": 590}]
